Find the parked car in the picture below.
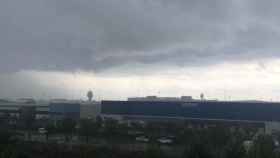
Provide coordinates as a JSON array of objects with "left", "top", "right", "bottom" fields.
[
  {"left": 157, "top": 137, "right": 173, "bottom": 144},
  {"left": 135, "top": 136, "right": 149, "bottom": 142},
  {"left": 38, "top": 128, "right": 47, "bottom": 134}
]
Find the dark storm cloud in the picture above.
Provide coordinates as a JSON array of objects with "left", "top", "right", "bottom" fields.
[{"left": 1, "top": 0, "right": 280, "bottom": 72}]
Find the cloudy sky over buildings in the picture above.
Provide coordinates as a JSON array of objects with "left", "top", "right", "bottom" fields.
[{"left": 1, "top": 0, "right": 280, "bottom": 100}]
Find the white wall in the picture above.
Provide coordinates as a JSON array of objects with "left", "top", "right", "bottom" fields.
[{"left": 80, "top": 102, "right": 101, "bottom": 119}]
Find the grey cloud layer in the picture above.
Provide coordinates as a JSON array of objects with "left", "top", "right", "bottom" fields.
[{"left": 1, "top": 0, "right": 280, "bottom": 72}]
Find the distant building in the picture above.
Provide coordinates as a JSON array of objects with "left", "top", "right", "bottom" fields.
[
  {"left": 128, "top": 96, "right": 194, "bottom": 102},
  {"left": 49, "top": 102, "right": 81, "bottom": 120},
  {"left": 49, "top": 101, "right": 101, "bottom": 120},
  {"left": 0, "top": 99, "right": 102, "bottom": 121},
  {"left": 19, "top": 106, "right": 36, "bottom": 121},
  {"left": 181, "top": 96, "right": 193, "bottom": 101},
  {"left": 101, "top": 100, "right": 280, "bottom": 133},
  {"left": 16, "top": 98, "right": 36, "bottom": 104}
]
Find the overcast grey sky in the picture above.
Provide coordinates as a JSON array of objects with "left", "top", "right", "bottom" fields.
[{"left": 1, "top": 0, "right": 280, "bottom": 100}]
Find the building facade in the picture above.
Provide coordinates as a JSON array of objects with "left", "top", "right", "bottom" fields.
[
  {"left": 101, "top": 100, "right": 280, "bottom": 122},
  {"left": 80, "top": 102, "right": 101, "bottom": 119},
  {"left": 49, "top": 102, "right": 81, "bottom": 120}
]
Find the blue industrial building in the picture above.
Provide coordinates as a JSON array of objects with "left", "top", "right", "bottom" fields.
[
  {"left": 101, "top": 101, "right": 280, "bottom": 122},
  {"left": 49, "top": 102, "right": 81, "bottom": 119}
]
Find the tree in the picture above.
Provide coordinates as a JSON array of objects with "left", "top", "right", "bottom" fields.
[
  {"left": 20, "top": 107, "right": 36, "bottom": 141},
  {"left": 225, "top": 142, "right": 246, "bottom": 158},
  {"left": 0, "top": 130, "right": 13, "bottom": 145},
  {"left": 78, "top": 119, "right": 97, "bottom": 143},
  {"left": 96, "top": 116, "right": 103, "bottom": 129},
  {"left": 145, "top": 123, "right": 161, "bottom": 141},
  {"left": 103, "top": 119, "right": 119, "bottom": 137},
  {"left": 45, "top": 123, "right": 56, "bottom": 141},
  {"left": 183, "top": 143, "right": 213, "bottom": 158},
  {"left": 59, "top": 118, "right": 76, "bottom": 142},
  {"left": 248, "top": 135, "right": 276, "bottom": 158},
  {"left": 144, "top": 145, "right": 165, "bottom": 158}
]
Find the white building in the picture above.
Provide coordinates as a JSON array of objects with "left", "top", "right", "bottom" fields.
[{"left": 80, "top": 101, "right": 101, "bottom": 119}]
